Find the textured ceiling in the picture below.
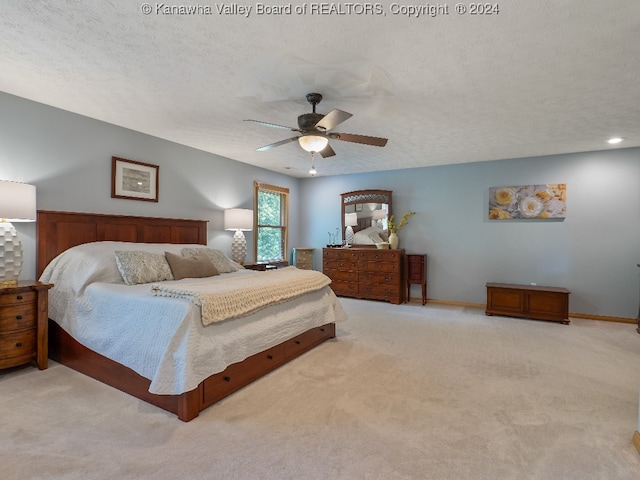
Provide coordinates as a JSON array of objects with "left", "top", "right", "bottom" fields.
[{"left": 2, "top": 1, "right": 639, "bottom": 177}]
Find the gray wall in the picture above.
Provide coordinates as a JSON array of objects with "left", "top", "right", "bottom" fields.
[
  {"left": 300, "top": 148, "right": 640, "bottom": 319},
  {"left": 0, "top": 92, "right": 302, "bottom": 278},
  {"left": 2, "top": 92, "right": 638, "bottom": 319}
]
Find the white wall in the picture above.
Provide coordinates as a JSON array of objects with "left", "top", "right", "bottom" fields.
[
  {"left": 0, "top": 92, "right": 302, "bottom": 278},
  {"left": 300, "top": 148, "right": 640, "bottom": 319}
]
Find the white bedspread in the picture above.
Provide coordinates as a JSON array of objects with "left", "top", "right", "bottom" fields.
[{"left": 39, "top": 242, "right": 347, "bottom": 395}]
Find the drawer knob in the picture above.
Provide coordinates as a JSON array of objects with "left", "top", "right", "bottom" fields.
[
  {"left": 17, "top": 295, "right": 23, "bottom": 300},
  {"left": 295, "top": 340, "right": 301, "bottom": 345},
  {"left": 16, "top": 342, "right": 23, "bottom": 347},
  {"left": 267, "top": 354, "right": 273, "bottom": 360},
  {"left": 223, "top": 376, "right": 231, "bottom": 382},
  {"left": 16, "top": 315, "right": 23, "bottom": 320}
]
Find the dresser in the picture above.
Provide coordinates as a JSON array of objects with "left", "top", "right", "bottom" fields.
[
  {"left": 0, "top": 281, "right": 54, "bottom": 370},
  {"left": 292, "top": 247, "right": 314, "bottom": 270},
  {"left": 322, "top": 248, "right": 404, "bottom": 304}
]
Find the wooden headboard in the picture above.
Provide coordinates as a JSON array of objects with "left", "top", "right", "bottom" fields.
[{"left": 37, "top": 210, "right": 208, "bottom": 277}]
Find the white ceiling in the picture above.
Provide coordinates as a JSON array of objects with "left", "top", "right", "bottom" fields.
[{"left": 2, "top": 1, "right": 639, "bottom": 177}]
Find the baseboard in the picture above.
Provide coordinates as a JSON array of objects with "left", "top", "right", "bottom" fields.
[
  {"left": 633, "top": 431, "right": 640, "bottom": 454},
  {"left": 569, "top": 312, "right": 637, "bottom": 324},
  {"left": 406, "top": 298, "right": 637, "bottom": 325}
]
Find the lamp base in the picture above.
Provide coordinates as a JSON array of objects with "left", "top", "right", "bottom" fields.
[
  {"left": 0, "top": 222, "right": 23, "bottom": 285},
  {"left": 231, "top": 230, "right": 247, "bottom": 265}
]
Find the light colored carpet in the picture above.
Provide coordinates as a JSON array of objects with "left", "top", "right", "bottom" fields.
[{"left": 2, "top": 299, "right": 640, "bottom": 479}]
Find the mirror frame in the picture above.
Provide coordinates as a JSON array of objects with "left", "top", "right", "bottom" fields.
[{"left": 341, "top": 189, "right": 393, "bottom": 248}]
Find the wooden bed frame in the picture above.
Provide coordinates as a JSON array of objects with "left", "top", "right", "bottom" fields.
[{"left": 36, "top": 210, "right": 336, "bottom": 421}]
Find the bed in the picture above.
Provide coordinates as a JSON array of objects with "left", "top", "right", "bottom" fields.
[{"left": 36, "top": 210, "right": 346, "bottom": 421}]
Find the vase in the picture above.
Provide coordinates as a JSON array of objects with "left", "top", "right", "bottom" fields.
[{"left": 388, "top": 232, "right": 399, "bottom": 249}]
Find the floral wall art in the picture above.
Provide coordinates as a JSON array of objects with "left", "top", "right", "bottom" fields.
[{"left": 489, "top": 184, "right": 566, "bottom": 220}]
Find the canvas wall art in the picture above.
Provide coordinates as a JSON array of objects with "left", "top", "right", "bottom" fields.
[{"left": 489, "top": 184, "right": 566, "bottom": 220}]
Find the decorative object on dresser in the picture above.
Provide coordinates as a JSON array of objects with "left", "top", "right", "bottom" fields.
[
  {"left": 405, "top": 254, "right": 427, "bottom": 305},
  {"left": 344, "top": 213, "right": 358, "bottom": 247},
  {"left": 323, "top": 248, "right": 405, "bottom": 304},
  {"left": 341, "top": 189, "right": 392, "bottom": 248},
  {"left": 111, "top": 157, "right": 159, "bottom": 202},
  {"left": 0, "top": 281, "right": 53, "bottom": 370},
  {"left": 292, "top": 248, "right": 314, "bottom": 270},
  {"left": 485, "top": 282, "right": 570, "bottom": 324},
  {"left": 0, "top": 180, "right": 36, "bottom": 286},
  {"left": 224, "top": 208, "right": 253, "bottom": 265},
  {"left": 387, "top": 211, "right": 415, "bottom": 250}
]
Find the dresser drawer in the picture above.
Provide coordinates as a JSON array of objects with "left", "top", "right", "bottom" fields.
[
  {"left": 330, "top": 281, "right": 359, "bottom": 296},
  {"left": 323, "top": 259, "right": 358, "bottom": 270},
  {"left": 0, "top": 291, "right": 36, "bottom": 307},
  {"left": 359, "top": 271, "right": 398, "bottom": 285},
  {"left": 360, "top": 261, "right": 401, "bottom": 273},
  {"left": 359, "top": 284, "right": 400, "bottom": 300},
  {"left": 0, "top": 305, "right": 36, "bottom": 331},
  {"left": 0, "top": 329, "right": 36, "bottom": 361}
]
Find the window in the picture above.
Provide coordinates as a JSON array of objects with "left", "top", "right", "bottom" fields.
[{"left": 254, "top": 181, "right": 289, "bottom": 262}]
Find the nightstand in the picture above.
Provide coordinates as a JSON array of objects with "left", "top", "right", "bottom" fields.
[
  {"left": 405, "top": 254, "right": 427, "bottom": 305},
  {"left": 244, "top": 261, "right": 289, "bottom": 271},
  {"left": 0, "top": 281, "right": 53, "bottom": 370},
  {"left": 292, "top": 247, "right": 314, "bottom": 270}
]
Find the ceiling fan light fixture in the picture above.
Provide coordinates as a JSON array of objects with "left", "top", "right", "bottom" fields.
[{"left": 298, "top": 134, "right": 328, "bottom": 153}]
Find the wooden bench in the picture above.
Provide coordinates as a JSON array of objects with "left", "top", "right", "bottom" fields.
[{"left": 486, "top": 282, "right": 570, "bottom": 325}]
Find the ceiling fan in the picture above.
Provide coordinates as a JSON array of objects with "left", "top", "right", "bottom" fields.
[{"left": 244, "top": 93, "right": 388, "bottom": 158}]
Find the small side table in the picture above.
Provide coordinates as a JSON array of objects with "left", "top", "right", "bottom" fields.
[
  {"left": 293, "top": 247, "right": 314, "bottom": 270},
  {"left": 0, "top": 281, "right": 53, "bottom": 370},
  {"left": 405, "top": 254, "right": 427, "bottom": 305}
]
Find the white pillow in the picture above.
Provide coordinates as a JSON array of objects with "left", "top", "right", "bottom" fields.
[{"left": 114, "top": 250, "right": 174, "bottom": 285}]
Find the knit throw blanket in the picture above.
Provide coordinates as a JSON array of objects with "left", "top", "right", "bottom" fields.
[{"left": 150, "top": 267, "right": 332, "bottom": 326}]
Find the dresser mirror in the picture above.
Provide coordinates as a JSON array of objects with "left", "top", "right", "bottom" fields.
[{"left": 340, "top": 189, "right": 393, "bottom": 247}]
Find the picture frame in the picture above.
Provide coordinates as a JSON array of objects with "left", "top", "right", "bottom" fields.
[{"left": 111, "top": 157, "right": 159, "bottom": 202}]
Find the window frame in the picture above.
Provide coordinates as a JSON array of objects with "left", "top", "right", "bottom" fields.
[{"left": 253, "top": 181, "right": 289, "bottom": 263}]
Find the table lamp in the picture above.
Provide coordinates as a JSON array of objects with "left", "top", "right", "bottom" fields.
[
  {"left": 224, "top": 208, "right": 253, "bottom": 264},
  {"left": 344, "top": 212, "right": 358, "bottom": 247},
  {"left": 0, "top": 180, "right": 36, "bottom": 287}
]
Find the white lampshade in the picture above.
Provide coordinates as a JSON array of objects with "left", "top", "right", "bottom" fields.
[
  {"left": 345, "top": 212, "right": 358, "bottom": 227},
  {"left": 0, "top": 180, "right": 36, "bottom": 286},
  {"left": 0, "top": 180, "right": 36, "bottom": 221},
  {"left": 372, "top": 209, "right": 386, "bottom": 220},
  {"left": 298, "top": 134, "right": 329, "bottom": 153},
  {"left": 224, "top": 208, "right": 253, "bottom": 231}
]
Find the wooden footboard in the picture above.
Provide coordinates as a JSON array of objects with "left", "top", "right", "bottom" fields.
[{"left": 49, "top": 320, "right": 336, "bottom": 421}]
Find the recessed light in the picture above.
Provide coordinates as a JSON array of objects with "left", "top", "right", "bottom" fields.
[{"left": 607, "top": 137, "right": 624, "bottom": 144}]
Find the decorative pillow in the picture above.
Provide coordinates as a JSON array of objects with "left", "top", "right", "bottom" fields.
[
  {"left": 165, "top": 251, "right": 219, "bottom": 280},
  {"left": 181, "top": 247, "right": 237, "bottom": 273},
  {"left": 114, "top": 250, "right": 174, "bottom": 285}
]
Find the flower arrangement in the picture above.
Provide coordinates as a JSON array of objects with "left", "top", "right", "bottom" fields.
[{"left": 387, "top": 211, "right": 415, "bottom": 234}]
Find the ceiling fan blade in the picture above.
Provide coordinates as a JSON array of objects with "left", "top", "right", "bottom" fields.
[
  {"left": 256, "top": 137, "right": 299, "bottom": 151},
  {"left": 244, "top": 119, "right": 299, "bottom": 131},
  {"left": 315, "top": 109, "right": 353, "bottom": 131},
  {"left": 319, "top": 143, "right": 336, "bottom": 158},
  {"left": 332, "top": 132, "right": 388, "bottom": 147}
]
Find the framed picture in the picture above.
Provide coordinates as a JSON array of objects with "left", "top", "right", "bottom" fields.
[
  {"left": 489, "top": 184, "right": 566, "bottom": 220},
  {"left": 111, "top": 157, "right": 159, "bottom": 202},
  {"left": 355, "top": 203, "right": 363, "bottom": 212}
]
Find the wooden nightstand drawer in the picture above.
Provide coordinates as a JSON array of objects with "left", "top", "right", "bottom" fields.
[
  {"left": 0, "top": 305, "right": 36, "bottom": 331},
  {"left": 0, "top": 291, "right": 36, "bottom": 307},
  {"left": 0, "top": 281, "right": 53, "bottom": 370},
  {"left": 0, "top": 329, "right": 36, "bottom": 366}
]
